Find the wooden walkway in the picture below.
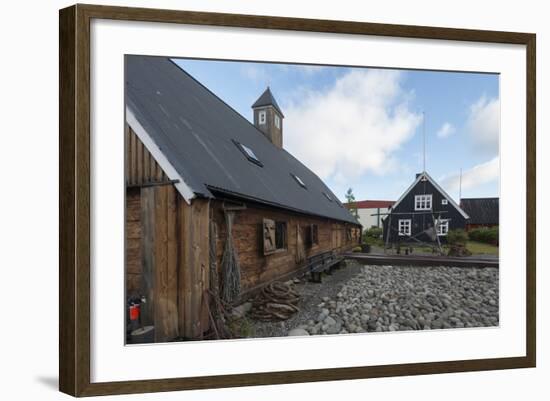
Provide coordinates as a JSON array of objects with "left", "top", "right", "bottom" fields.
[{"left": 343, "top": 253, "right": 499, "bottom": 268}]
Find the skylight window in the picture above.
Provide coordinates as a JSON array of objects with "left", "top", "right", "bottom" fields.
[
  {"left": 242, "top": 144, "right": 258, "bottom": 160},
  {"left": 323, "top": 192, "right": 333, "bottom": 202},
  {"left": 233, "top": 140, "right": 263, "bottom": 167},
  {"left": 291, "top": 173, "right": 307, "bottom": 189}
]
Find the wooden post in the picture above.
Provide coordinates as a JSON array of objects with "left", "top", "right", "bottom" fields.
[{"left": 385, "top": 214, "right": 392, "bottom": 254}]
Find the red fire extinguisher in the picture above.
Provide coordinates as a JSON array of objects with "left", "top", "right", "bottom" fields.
[{"left": 129, "top": 303, "right": 140, "bottom": 321}]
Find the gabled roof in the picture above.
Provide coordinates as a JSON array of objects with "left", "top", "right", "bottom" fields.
[
  {"left": 347, "top": 200, "right": 395, "bottom": 209},
  {"left": 251, "top": 87, "right": 284, "bottom": 116},
  {"left": 460, "top": 198, "right": 499, "bottom": 225},
  {"left": 391, "top": 171, "right": 469, "bottom": 219},
  {"left": 125, "top": 56, "right": 359, "bottom": 225}
]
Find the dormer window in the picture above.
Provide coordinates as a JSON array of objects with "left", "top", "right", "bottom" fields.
[
  {"left": 291, "top": 173, "right": 306, "bottom": 189},
  {"left": 414, "top": 194, "right": 432, "bottom": 210},
  {"left": 274, "top": 114, "right": 281, "bottom": 129},
  {"left": 259, "top": 110, "right": 266, "bottom": 125},
  {"left": 233, "top": 140, "right": 263, "bottom": 167}
]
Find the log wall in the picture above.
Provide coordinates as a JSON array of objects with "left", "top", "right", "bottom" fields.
[{"left": 212, "top": 201, "right": 361, "bottom": 294}]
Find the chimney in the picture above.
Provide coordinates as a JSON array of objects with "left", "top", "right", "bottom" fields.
[{"left": 252, "top": 87, "right": 284, "bottom": 148}]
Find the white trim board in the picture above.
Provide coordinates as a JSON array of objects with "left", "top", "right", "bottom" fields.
[{"left": 126, "top": 106, "right": 196, "bottom": 204}]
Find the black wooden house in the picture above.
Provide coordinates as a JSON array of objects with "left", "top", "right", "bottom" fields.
[{"left": 382, "top": 171, "right": 469, "bottom": 245}]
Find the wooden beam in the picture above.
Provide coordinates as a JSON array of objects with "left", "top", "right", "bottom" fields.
[
  {"left": 126, "top": 179, "right": 180, "bottom": 189},
  {"left": 178, "top": 196, "right": 193, "bottom": 338}
]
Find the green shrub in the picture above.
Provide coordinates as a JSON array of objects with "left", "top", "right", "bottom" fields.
[
  {"left": 468, "top": 227, "right": 499, "bottom": 245},
  {"left": 447, "top": 229, "right": 468, "bottom": 245},
  {"left": 362, "top": 227, "right": 384, "bottom": 247},
  {"left": 364, "top": 227, "right": 383, "bottom": 238},
  {"left": 352, "top": 246, "right": 362, "bottom": 253}
]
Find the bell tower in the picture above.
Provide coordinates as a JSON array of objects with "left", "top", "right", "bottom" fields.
[{"left": 252, "top": 87, "right": 284, "bottom": 149}]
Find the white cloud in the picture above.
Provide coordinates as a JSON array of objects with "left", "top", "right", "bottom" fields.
[
  {"left": 284, "top": 69, "right": 422, "bottom": 181},
  {"left": 436, "top": 122, "right": 455, "bottom": 138},
  {"left": 241, "top": 65, "right": 269, "bottom": 83},
  {"left": 467, "top": 95, "right": 500, "bottom": 154},
  {"left": 440, "top": 157, "right": 500, "bottom": 193}
]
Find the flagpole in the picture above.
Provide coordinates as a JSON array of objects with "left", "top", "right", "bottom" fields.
[
  {"left": 459, "top": 168, "right": 463, "bottom": 201},
  {"left": 422, "top": 111, "right": 426, "bottom": 172}
]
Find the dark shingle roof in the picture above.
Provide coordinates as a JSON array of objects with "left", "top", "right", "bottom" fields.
[
  {"left": 251, "top": 87, "right": 284, "bottom": 116},
  {"left": 460, "top": 198, "right": 499, "bottom": 225},
  {"left": 126, "top": 56, "right": 359, "bottom": 225}
]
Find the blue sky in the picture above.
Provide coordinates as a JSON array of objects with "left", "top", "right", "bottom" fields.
[{"left": 173, "top": 58, "right": 500, "bottom": 203}]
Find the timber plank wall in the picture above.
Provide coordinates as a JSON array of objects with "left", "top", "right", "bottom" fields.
[{"left": 211, "top": 200, "right": 361, "bottom": 294}]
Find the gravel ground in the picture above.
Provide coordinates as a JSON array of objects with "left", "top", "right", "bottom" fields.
[
  {"left": 248, "top": 263, "right": 499, "bottom": 337},
  {"left": 250, "top": 260, "right": 363, "bottom": 338}
]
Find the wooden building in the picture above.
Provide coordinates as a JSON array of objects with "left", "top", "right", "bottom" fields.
[
  {"left": 460, "top": 197, "right": 499, "bottom": 231},
  {"left": 382, "top": 172, "right": 469, "bottom": 245},
  {"left": 125, "top": 56, "right": 361, "bottom": 342}
]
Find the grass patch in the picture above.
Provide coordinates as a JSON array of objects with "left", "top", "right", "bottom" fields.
[
  {"left": 227, "top": 317, "right": 256, "bottom": 338},
  {"left": 465, "top": 241, "right": 499, "bottom": 256}
]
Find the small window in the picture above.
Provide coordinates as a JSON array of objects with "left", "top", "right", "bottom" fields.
[
  {"left": 234, "top": 140, "right": 263, "bottom": 167},
  {"left": 291, "top": 173, "right": 307, "bottom": 189},
  {"left": 259, "top": 110, "right": 266, "bottom": 125},
  {"left": 441, "top": 199, "right": 448, "bottom": 205},
  {"left": 436, "top": 219, "right": 449, "bottom": 236},
  {"left": 414, "top": 194, "right": 432, "bottom": 211},
  {"left": 263, "top": 218, "right": 287, "bottom": 254},
  {"left": 308, "top": 224, "right": 319, "bottom": 247},
  {"left": 398, "top": 219, "right": 411, "bottom": 236},
  {"left": 274, "top": 114, "right": 281, "bottom": 129},
  {"left": 322, "top": 192, "right": 333, "bottom": 202}
]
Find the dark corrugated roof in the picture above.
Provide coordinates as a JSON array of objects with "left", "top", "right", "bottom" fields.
[
  {"left": 460, "top": 198, "right": 499, "bottom": 225},
  {"left": 251, "top": 87, "right": 284, "bottom": 116},
  {"left": 126, "top": 56, "right": 359, "bottom": 225}
]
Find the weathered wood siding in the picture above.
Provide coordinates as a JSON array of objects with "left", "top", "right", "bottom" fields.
[
  {"left": 126, "top": 188, "right": 142, "bottom": 297},
  {"left": 212, "top": 201, "right": 361, "bottom": 294},
  {"left": 125, "top": 125, "right": 210, "bottom": 341},
  {"left": 177, "top": 197, "right": 210, "bottom": 339},
  {"left": 126, "top": 125, "right": 168, "bottom": 186},
  {"left": 139, "top": 185, "right": 180, "bottom": 342}
]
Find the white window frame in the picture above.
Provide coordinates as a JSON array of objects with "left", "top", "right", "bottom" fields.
[
  {"left": 259, "top": 110, "right": 266, "bottom": 125},
  {"left": 441, "top": 199, "right": 448, "bottom": 205},
  {"left": 436, "top": 219, "right": 449, "bottom": 236},
  {"left": 414, "top": 194, "right": 433, "bottom": 211},
  {"left": 274, "top": 114, "right": 280, "bottom": 129},
  {"left": 398, "top": 219, "right": 411, "bottom": 236}
]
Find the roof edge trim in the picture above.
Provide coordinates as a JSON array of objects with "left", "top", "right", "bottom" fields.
[
  {"left": 207, "top": 185, "right": 362, "bottom": 227},
  {"left": 126, "top": 106, "right": 196, "bottom": 204}
]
